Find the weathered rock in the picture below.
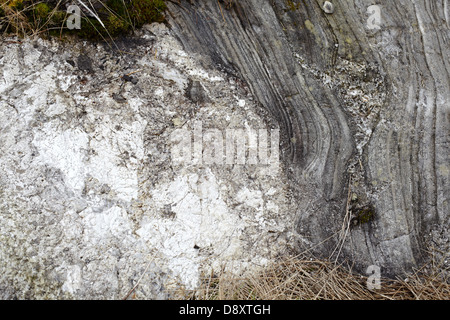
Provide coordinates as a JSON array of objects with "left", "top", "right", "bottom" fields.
[
  {"left": 0, "top": 0, "right": 449, "bottom": 299},
  {"left": 166, "top": 0, "right": 449, "bottom": 276},
  {"left": 322, "top": 1, "right": 334, "bottom": 14},
  {"left": 0, "top": 24, "right": 294, "bottom": 299}
]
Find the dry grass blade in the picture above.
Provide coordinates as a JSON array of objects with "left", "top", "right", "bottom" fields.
[
  {"left": 76, "top": 0, "right": 105, "bottom": 28},
  {"left": 1, "top": 0, "right": 31, "bottom": 36},
  {"left": 183, "top": 253, "right": 450, "bottom": 300}
]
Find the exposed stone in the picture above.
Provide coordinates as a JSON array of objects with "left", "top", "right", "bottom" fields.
[
  {"left": 167, "top": 0, "right": 449, "bottom": 277},
  {"left": 1, "top": 0, "right": 449, "bottom": 299},
  {"left": 322, "top": 1, "right": 334, "bottom": 14},
  {"left": 0, "top": 24, "right": 294, "bottom": 299}
]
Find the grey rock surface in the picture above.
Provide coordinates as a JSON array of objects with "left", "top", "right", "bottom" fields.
[
  {"left": 167, "top": 0, "right": 449, "bottom": 276},
  {"left": 0, "top": 0, "right": 449, "bottom": 299}
]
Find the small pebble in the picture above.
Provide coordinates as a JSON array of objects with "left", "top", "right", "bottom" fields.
[{"left": 322, "top": 1, "right": 334, "bottom": 14}]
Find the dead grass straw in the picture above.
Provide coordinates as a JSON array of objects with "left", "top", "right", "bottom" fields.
[{"left": 182, "top": 254, "right": 449, "bottom": 300}]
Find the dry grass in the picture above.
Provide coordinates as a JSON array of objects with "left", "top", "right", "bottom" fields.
[
  {"left": 1, "top": 0, "right": 73, "bottom": 37},
  {"left": 1, "top": 0, "right": 32, "bottom": 36},
  {"left": 179, "top": 254, "right": 449, "bottom": 300}
]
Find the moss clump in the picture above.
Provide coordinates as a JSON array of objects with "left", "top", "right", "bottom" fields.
[
  {"left": 74, "top": 16, "right": 106, "bottom": 40},
  {"left": 130, "top": 0, "right": 166, "bottom": 28},
  {"left": 73, "top": 0, "right": 166, "bottom": 40},
  {"left": 107, "top": 0, "right": 131, "bottom": 17},
  {"left": 285, "top": 0, "right": 301, "bottom": 12},
  {"left": 34, "top": 2, "right": 50, "bottom": 19},
  {"left": 67, "top": 0, "right": 166, "bottom": 39},
  {"left": 50, "top": 9, "right": 66, "bottom": 24},
  {"left": 107, "top": 14, "right": 130, "bottom": 35},
  {"left": 8, "top": 0, "right": 25, "bottom": 10},
  {"left": 353, "top": 205, "right": 375, "bottom": 225}
]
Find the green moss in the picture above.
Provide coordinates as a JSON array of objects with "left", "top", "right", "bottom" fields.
[
  {"left": 107, "top": 14, "right": 130, "bottom": 35},
  {"left": 69, "top": 0, "right": 166, "bottom": 40},
  {"left": 75, "top": 16, "right": 106, "bottom": 40},
  {"left": 2, "top": 0, "right": 167, "bottom": 40},
  {"left": 130, "top": 0, "right": 166, "bottom": 28},
  {"left": 34, "top": 3, "right": 50, "bottom": 19},
  {"left": 50, "top": 10, "right": 66, "bottom": 24},
  {"left": 285, "top": 0, "right": 301, "bottom": 12},
  {"left": 72, "top": 16, "right": 125, "bottom": 40},
  {"left": 107, "top": 0, "right": 130, "bottom": 17},
  {"left": 354, "top": 205, "right": 375, "bottom": 225},
  {"left": 9, "top": 0, "right": 24, "bottom": 11}
]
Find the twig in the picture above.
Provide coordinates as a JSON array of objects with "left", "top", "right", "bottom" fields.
[
  {"left": 124, "top": 69, "right": 143, "bottom": 77},
  {"left": 77, "top": 0, "right": 105, "bottom": 28},
  {"left": 217, "top": 0, "right": 226, "bottom": 23},
  {"left": 122, "top": 259, "right": 153, "bottom": 300},
  {"left": 332, "top": 177, "right": 353, "bottom": 263}
]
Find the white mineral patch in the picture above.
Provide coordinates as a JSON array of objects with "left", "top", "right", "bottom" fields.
[
  {"left": 62, "top": 265, "right": 82, "bottom": 295},
  {"left": 137, "top": 170, "right": 245, "bottom": 289},
  {"left": 0, "top": 23, "right": 294, "bottom": 299},
  {"left": 238, "top": 99, "right": 246, "bottom": 107},
  {"left": 33, "top": 126, "right": 89, "bottom": 195}
]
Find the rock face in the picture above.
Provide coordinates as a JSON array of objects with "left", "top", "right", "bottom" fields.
[
  {"left": 167, "top": 0, "right": 449, "bottom": 276},
  {"left": 0, "top": 0, "right": 448, "bottom": 299},
  {"left": 0, "top": 24, "right": 293, "bottom": 299}
]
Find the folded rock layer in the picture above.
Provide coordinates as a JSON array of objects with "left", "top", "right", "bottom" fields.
[{"left": 167, "top": 0, "right": 449, "bottom": 276}]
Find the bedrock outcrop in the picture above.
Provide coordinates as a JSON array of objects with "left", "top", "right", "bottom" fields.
[
  {"left": 0, "top": 0, "right": 448, "bottom": 298},
  {"left": 167, "top": 0, "right": 449, "bottom": 276}
]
